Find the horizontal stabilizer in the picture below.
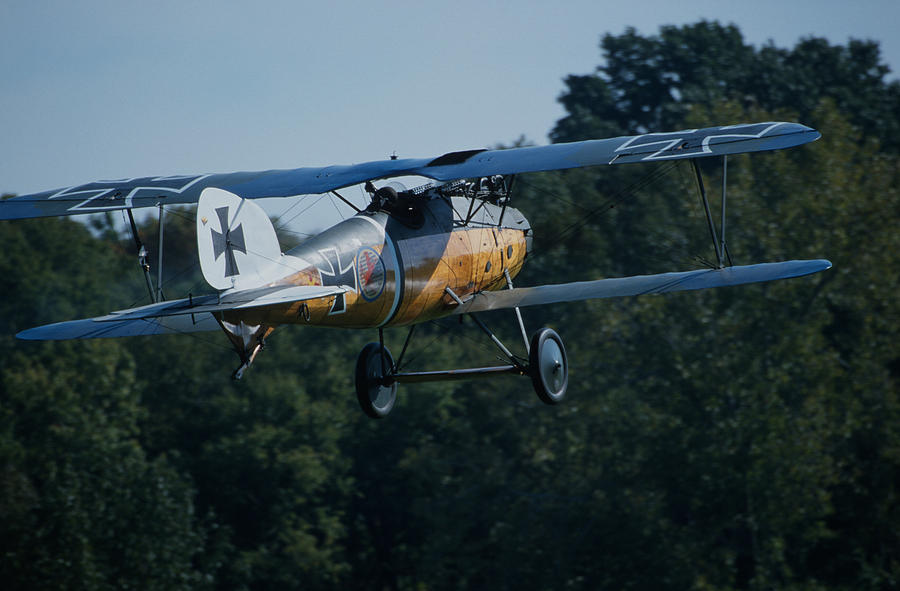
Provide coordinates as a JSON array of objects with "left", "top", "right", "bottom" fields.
[
  {"left": 1, "top": 122, "right": 819, "bottom": 219},
  {"left": 452, "top": 260, "right": 832, "bottom": 314}
]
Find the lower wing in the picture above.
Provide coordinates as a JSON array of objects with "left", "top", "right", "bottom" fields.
[
  {"left": 18, "top": 261, "right": 829, "bottom": 340},
  {"left": 451, "top": 260, "right": 831, "bottom": 314},
  {"left": 16, "top": 314, "right": 223, "bottom": 340},
  {"left": 16, "top": 284, "right": 347, "bottom": 341}
]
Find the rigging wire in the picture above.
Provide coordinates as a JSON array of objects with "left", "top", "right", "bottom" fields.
[
  {"left": 526, "top": 161, "right": 680, "bottom": 264},
  {"left": 473, "top": 161, "right": 684, "bottom": 296},
  {"left": 397, "top": 317, "right": 513, "bottom": 371},
  {"left": 274, "top": 193, "right": 328, "bottom": 230},
  {"left": 146, "top": 320, "right": 235, "bottom": 352},
  {"left": 516, "top": 176, "right": 593, "bottom": 214},
  {"left": 270, "top": 193, "right": 314, "bottom": 232}
]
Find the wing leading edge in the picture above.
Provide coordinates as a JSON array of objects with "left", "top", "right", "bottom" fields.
[
  {"left": 1, "top": 122, "right": 819, "bottom": 220},
  {"left": 451, "top": 260, "right": 832, "bottom": 315}
]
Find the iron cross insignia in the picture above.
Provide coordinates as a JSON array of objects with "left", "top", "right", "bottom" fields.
[{"left": 211, "top": 206, "right": 246, "bottom": 277}]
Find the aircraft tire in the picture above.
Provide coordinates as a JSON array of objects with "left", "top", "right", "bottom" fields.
[
  {"left": 529, "top": 327, "right": 568, "bottom": 405},
  {"left": 355, "top": 342, "right": 397, "bottom": 418}
]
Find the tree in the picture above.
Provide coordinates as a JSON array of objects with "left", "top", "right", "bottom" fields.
[
  {"left": 515, "top": 22, "right": 900, "bottom": 589},
  {"left": 553, "top": 21, "right": 900, "bottom": 152},
  {"left": 0, "top": 218, "right": 208, "bottom": 590}
]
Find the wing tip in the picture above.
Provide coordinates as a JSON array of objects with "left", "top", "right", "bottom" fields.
[
  {"left": 15, "top": 327, "right": 43, "bottom": 340},
  {"left": 816, "top": 258, "right": 832, "bottom": 272}
]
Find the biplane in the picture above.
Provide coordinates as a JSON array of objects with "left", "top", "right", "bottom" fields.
[{"left": 1, "top": 122, "right": 830, "bottom": 417}]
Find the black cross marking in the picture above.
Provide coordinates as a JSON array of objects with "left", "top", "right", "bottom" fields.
[
  {"left": 211, "top": 206, "right": 246, "bottom": 277},
  {"left": 316, "top": 248, "right": 356, "bottom": 290},
  {"left": 315, "top": 248, "right": 355, "bottom": 314}
]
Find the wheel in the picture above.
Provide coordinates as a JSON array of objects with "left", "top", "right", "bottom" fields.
[
  {"left": 355, "top": 342, "right": 398, "bottom": 418},
  {"left": 529, "top": 327, "right": 568, "bottom": 405}
]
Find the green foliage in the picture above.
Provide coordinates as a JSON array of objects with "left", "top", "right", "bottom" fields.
[
  {"left": 553, "top": 21, "right": 900, "bottom": 152},
  {"left": 0, "top": 220, "right": 207, "bottom": 590},
  {"left": 2, "top": 21, "right": 899, "bottom": 591}
]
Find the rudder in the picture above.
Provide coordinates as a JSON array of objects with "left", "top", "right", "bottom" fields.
[{"left": 196, "top": 188, "right": 284, "bottom": 290}]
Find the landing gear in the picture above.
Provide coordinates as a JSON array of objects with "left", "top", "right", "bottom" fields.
[
  {"left": 355, "top": 342, "right": 398, "bottom": 419},
  {"left": 352, "top": 322, "right": 569, "bottom": 418},
  {"left": 352, "top": 282, "right": 571, "bottom": 418},
  {"left": 528, "top": 327, "right": 568, "bottom": 404}
]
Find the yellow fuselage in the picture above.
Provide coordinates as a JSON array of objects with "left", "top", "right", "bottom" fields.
[{"left": 222, "top": 196, "right": 531, "bottom": 330}]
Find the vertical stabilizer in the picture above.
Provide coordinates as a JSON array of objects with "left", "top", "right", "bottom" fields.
[{"left": 197, "top": 188, "right": 285, "bottom": 290}]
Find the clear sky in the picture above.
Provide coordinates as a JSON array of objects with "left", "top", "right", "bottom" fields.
[{"left": 2, "top": 0, "right": 898, "bottom": 202}]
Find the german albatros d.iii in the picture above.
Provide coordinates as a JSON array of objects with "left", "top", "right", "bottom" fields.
[{"left": 1, "top": 122, "right": 830, "bottom": 417}]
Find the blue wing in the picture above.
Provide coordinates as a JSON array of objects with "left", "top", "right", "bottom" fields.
[
  {"left": 451, "top": 260, "right": 832, "bottom": 314},
  {"left": 1, "top": 122, "right": 819, "bottom": 220},
  {"left": 16, "top": 284, "right": 348, "bottom": 341},
  {"left": 15, "top": 314, "right": 222, "bottom": 340}
]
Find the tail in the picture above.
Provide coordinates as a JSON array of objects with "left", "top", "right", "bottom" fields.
[{"left": 197, "top": 188, "right": 286, "bottom": 290}]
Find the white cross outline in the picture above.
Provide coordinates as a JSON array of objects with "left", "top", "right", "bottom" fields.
[
  {"left": 613, "top": 122, "right": 787, "bottom": 161},
  {"left": 48, "top": 175, "right": 211, "bottom": 212}
]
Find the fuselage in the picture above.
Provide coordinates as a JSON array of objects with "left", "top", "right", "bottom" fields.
[{"left": 222, "top": 195, "right": 531, "bottom": 329}]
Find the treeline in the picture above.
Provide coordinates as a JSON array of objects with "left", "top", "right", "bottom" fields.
[{"left": 2, "top": 21, "right": 898, "bottom": 590}]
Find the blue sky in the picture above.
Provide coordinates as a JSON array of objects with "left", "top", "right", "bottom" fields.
[{"left": 2, "top": 0, "right": 898, "bottom": 204}]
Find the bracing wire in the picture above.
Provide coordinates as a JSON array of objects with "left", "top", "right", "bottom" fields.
[
  {"left": 472, "top": 162, "right": 683, "bottom": 296},
  {"left": 525, "top": 161, "right": 680, "bottom": 264},
  {"left": 396, "top": 317, "right": 512, "bottom": 371},
  {"left": 274, "top": 194, "right": 328, "bottom": 231}
]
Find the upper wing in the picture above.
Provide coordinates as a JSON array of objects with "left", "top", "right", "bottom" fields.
[
  {"left": 16, "top": 284, "right": 347, "bottom": 341},
  {"left": 1, "top": 122, "right": 819, "bottom": 220},
  {"left": 450, "top": 260, "right": 832, "bottom": 314}
]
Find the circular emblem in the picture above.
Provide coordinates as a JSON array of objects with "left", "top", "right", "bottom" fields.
[{"left": 356, "top": 247, "right": 386, "bottom": 302}]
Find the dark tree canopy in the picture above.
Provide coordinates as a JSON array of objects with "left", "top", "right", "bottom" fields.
[{"left": 553, "top": 21, "right": 900, "bottom": 152}]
